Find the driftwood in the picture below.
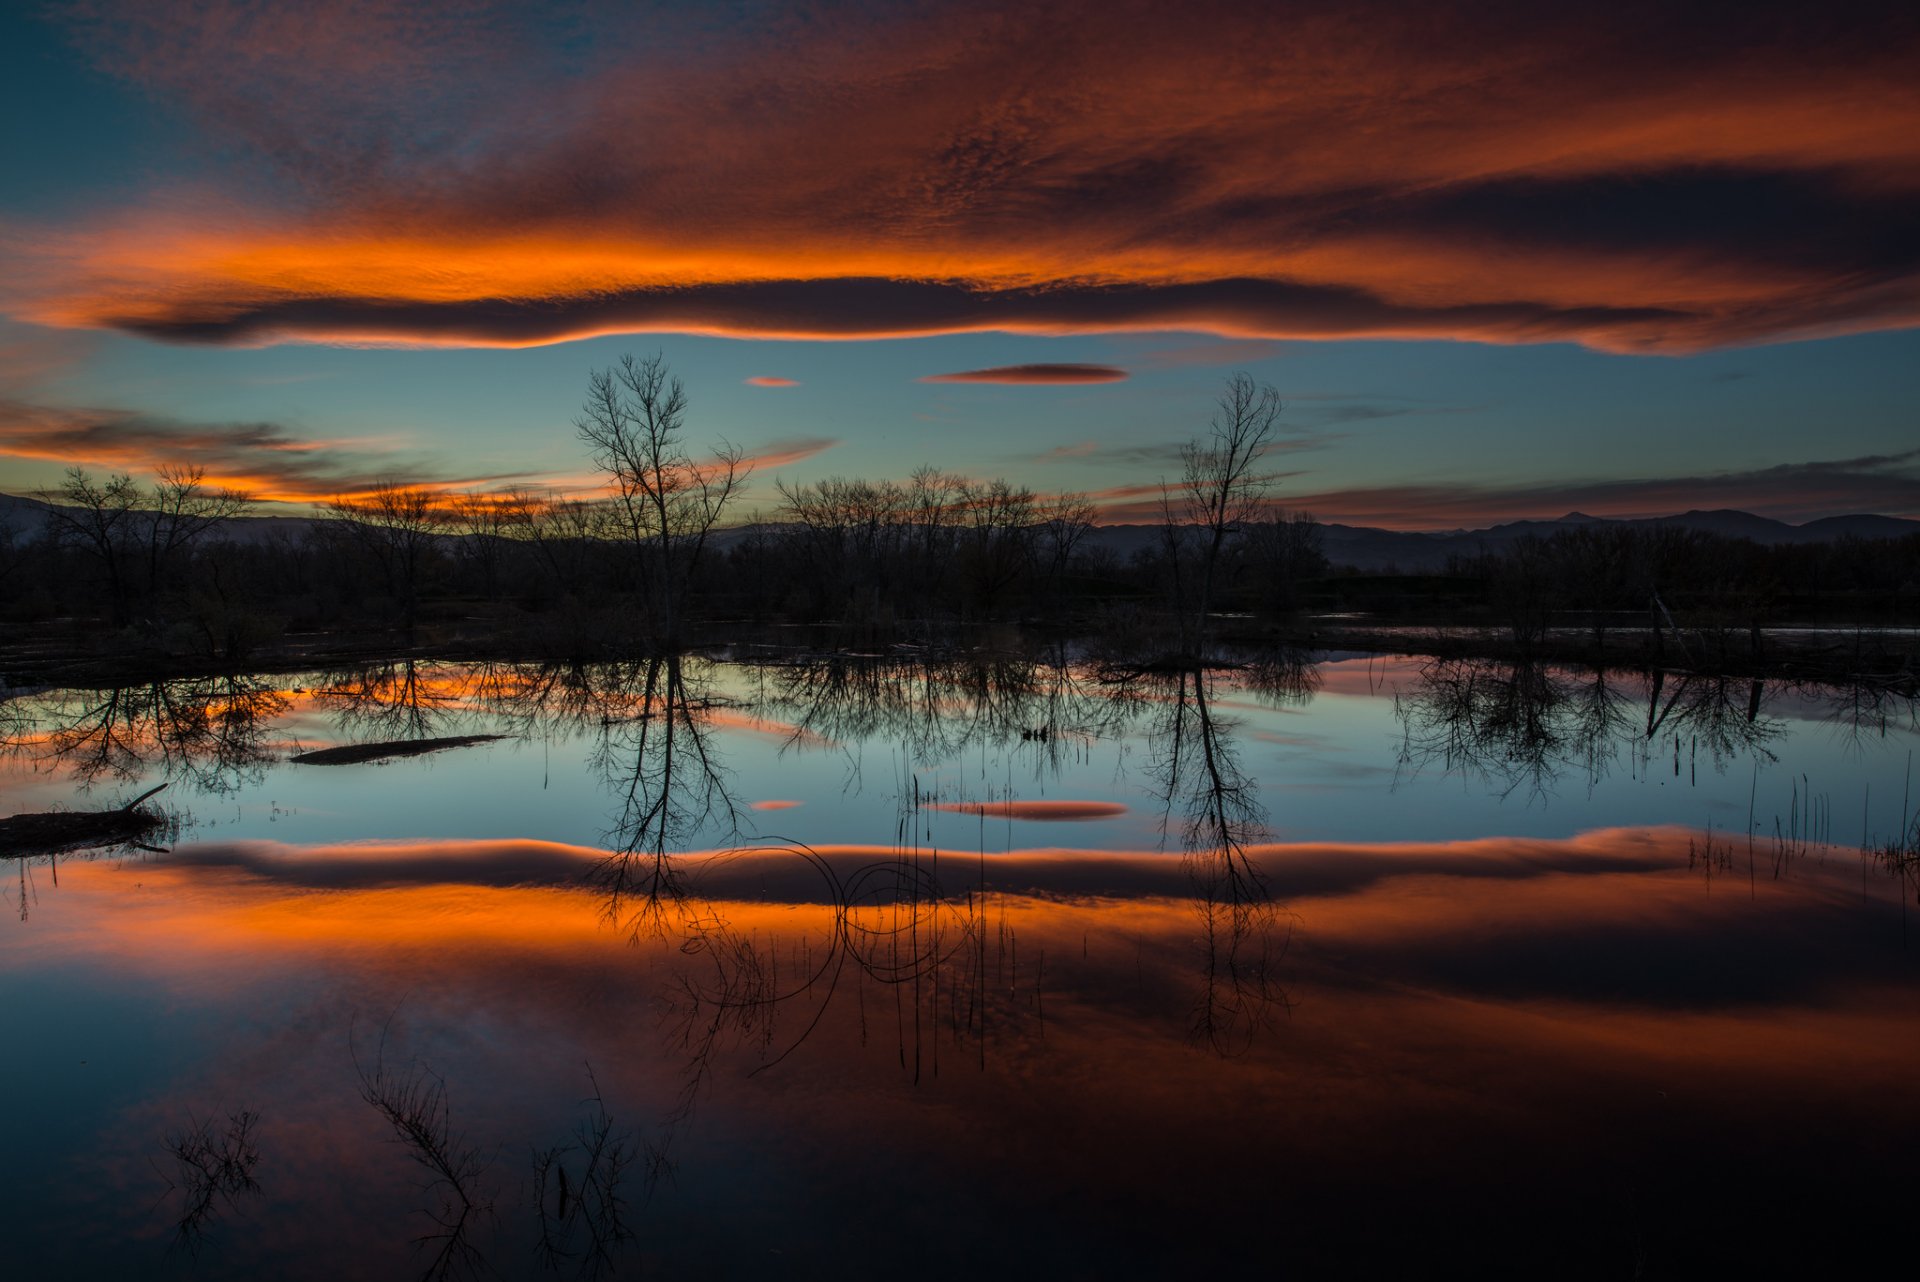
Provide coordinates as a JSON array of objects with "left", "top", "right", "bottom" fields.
[
  {"left": 0, "top": 783, "right": 170, "bottom": 857},
  {"left": 290, "top": 735, "right": 507, "bottom": 766}
]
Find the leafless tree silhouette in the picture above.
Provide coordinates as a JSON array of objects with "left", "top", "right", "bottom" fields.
[
  {"left": 576, "top": 354, "right": 746, "bottom": 644},
  {"left": 40, "top": 466, "right": 252, "bottom": 626},
  {"left": 1161, "top": 372, "right": 1283, "bottom": 657}
]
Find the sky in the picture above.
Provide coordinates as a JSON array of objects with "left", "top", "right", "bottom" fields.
[{"left": 1, "top": 0, "right": 1916, "bottom": 529}]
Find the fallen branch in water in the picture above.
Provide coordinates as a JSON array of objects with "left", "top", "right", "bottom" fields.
[{"left": 0, "top": 783, "right": 170, "bottom": 857}]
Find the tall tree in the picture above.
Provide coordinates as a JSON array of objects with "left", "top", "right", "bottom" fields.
[
  {"left": 575, "top": 354, "right": 746, "bottom": 644},
  {"left": 1161, "top": 373, "right": 1282, "bottom": 655}
]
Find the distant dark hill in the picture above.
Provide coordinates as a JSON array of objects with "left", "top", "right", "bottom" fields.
[
  {"left": 1318, "top": 510, "right": 1920, "bottom": 572},
  {"left": 0, "top": 492, "right": 55, "bottom": 526},
  {"left": 1796, "top": 513, "right": 1920, "bottom": 541},
  {"left": 0, "top": 490, "right": 324, "bottom": 545},
  {"left": 1079, "top": 509, "right": 1920, "bottom": 572}
]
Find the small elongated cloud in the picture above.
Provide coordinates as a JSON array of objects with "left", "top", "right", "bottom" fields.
[
  {"left": 1133, "top": 339, "right": 1294, "bottom": 369},
  {"left": 921, "top": 363, "right": 1130, "bottom": 385},
  {"left": 744, "top": 375, "right": 799, "bottom": 387},
  {"left": 739, "top": 436, "right": 837, "bottom": 469}
]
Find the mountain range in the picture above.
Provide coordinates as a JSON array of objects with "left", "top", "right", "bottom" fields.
[{"left": 1076, "top": 510, "right": 1920, "bottom": 572}]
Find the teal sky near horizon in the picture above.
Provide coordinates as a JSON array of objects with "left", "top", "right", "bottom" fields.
[{"left": 3, "top": 1, "right": 1917, "bottom": 528}]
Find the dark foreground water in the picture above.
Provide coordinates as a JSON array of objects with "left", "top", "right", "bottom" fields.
[{"left": 3, "top": 649, "right": 1917, "bottom": 1278}]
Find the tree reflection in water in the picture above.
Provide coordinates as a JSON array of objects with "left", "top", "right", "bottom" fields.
[
  {"left": 4, "top": 675, "right": 288, "bottom": 797},
  {"left": 618, "top": 647, "right": 1304, "bottom": 1097},
  {"left": 466, "top": 653, "right": 745, "bottom": 938},
  {"left": 352, "top": 1023, "right": 496, "bottom": 1282},
  {"left": 311, "top": 659, "right": 463, "bottom": 743},
  {"left": 753, "top": 642, "right": 1141, "bottom": 776},
  {"left": 1139, "top": 657, "right": 1294, "bottom": 1055},
  {"left": 1801, "top": 670, "right": 1920, "bottom": 752},
  {"left": 590, "top": 654, "right": 740, "bottom": 938},
  {"left": 51, "top": 646, "right": 1907, "bottom": 1277},
  {"left": 531, "top": 1066, "right": 637, "bottom": 1281},
  {"left": 159, "top": 1106, "right": 262, "bottom": 1254},
  {"left": 1395, "top": 657, "right": 1789, "bottom": 800}
]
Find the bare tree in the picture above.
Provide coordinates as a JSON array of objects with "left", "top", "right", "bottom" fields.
[
  {"left": 1161, "top": 373, "right": 1283, "bottom": 655},
  {"left": 518, "top": 489, "right": 604, "bottom": 599},
  {"left": 955, "top": 478, "right": 1036, "bottom": 616},
  {"left": 144, "top": 465, "right": 254, "bottom": 595},
  {"left": 1034, "top": 490, "right": 1097, "bottom": 600},
  {"left": 1242, "top": 508, "right": 1325, "bottom": 613},
  {"left": 448, "top": 490, "right": 533, "bottom": 600},
  {"left": 41, "top": 468, "right": 141, "bottom": 624},
  {"left": 37, "top": 466, "right": 250, "bottom": 626},
  {"left": 328, "top": 482, "right": 446, "bottom": 634},
  {"left": 575, "top": 354, "right": 747, "bottom": 644}
]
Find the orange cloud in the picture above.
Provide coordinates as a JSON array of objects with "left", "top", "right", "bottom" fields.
[
  {"left": 0, "top": 395, "right": 838, "bottom": 505},
  {"left": 744, "top": 375, "right": 799, "bottom": 388},
  {"left": 4, "top": 3, "right": 1916, "bottom": 352},
  {"left": 737, "top": 436, "right": 838, "bottom": 471},
  {"left": 702, "top": 707, "right": 838, "bottom": 748}
]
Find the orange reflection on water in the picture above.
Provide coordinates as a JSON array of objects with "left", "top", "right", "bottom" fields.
[{"left": 9, "top": 820, "right": 1920, "bottom": 1279}]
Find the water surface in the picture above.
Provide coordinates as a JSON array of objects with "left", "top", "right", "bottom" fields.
[{"left": 4, "top": 650, "right": 1917, "bottom": 1277}]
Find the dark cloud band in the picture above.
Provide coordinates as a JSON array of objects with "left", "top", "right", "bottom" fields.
[
  {"left": 101, "top": 276, "right": 1700, "bottom": 351},
  {"left": 921, "top": 363, "right": 1130, "bottom": 385}
]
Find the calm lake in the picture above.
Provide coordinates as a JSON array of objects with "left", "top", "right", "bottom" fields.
[{"left": 4, "top": 648, "right": 1918, "bottom": 1278}]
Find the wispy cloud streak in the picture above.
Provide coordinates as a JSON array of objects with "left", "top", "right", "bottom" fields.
[{"left": 0, "top": 397, "right": 525, "bottom": 501}]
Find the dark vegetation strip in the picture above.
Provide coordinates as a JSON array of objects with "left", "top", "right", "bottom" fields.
[{"left": 2, "top": 366, "right": 1914, "bottom": 688}]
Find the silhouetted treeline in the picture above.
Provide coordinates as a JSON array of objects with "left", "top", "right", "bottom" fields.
[
  {"left": 1447, "top": 525, "right": 1920, "bottom": 660},
  {"left": 2, "top": 468, "right": 1333, "bottom": 663},
  {"left": 8, "top": 469, "right": 1916, "bottom": 674}
]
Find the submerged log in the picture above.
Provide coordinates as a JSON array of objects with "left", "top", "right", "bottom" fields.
[
  {"left": 0, "top": 783, "right": 169, "bottom": 857},
  {"left": 289, "top": 734, "right": 507, "bottom": 765}
]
